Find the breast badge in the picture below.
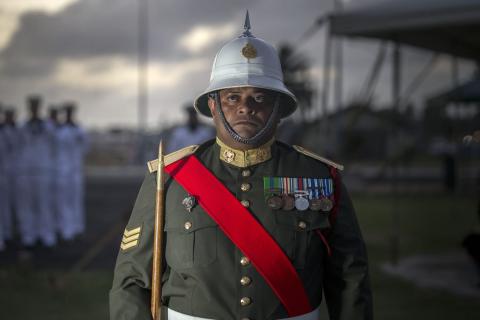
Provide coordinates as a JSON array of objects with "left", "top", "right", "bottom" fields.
[
  {"left": 182, "top": 195, "right": 197, "bottom": 212},
  {"left": 263, "top": 177, "right": 334, "bottom": 213}
]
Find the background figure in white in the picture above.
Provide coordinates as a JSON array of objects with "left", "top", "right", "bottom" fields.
[
  {"left": 56, "top": 103, "right": 88, "bottom": 240},
  {"left": 46, "top": 107, "right": 62, "bottom": 240},
  {"left": 0, "top": 107, "right": 6, "bottom": 251},
  {"left": 16, "top": 96, "right": 57, "bottom": 247},
  {"left": 1, "top": 108, "right": 22, "bottom": 248},
  {"left": 166, "top": 105, "right": 215, "bottom": 153}
]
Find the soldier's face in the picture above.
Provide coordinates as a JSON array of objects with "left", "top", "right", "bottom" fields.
[{"left": 208, "top": 87, "right": 278, "bottom": 148}]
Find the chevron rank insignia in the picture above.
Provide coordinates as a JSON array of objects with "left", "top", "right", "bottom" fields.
[{"left": 120, "top": 226, "right": 141, "bottom": 251}]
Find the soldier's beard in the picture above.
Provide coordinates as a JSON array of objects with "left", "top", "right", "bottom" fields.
[{"left": 213, "top": 92, "right": 279, "bottom": 146}]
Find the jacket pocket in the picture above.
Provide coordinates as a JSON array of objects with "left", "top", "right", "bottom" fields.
[
  {"left": 165, "top": 213, "right": 218, "bottom": 269},
  {"left": 274, "top": 211, "right": 330, "bottom": 269}
]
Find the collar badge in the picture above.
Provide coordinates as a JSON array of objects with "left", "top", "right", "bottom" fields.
[{"left": 224, "top": 149, "right": 235, "bottom": 163}]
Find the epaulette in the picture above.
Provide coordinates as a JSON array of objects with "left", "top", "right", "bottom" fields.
[
  {"left": 147, "top": 145, "right": 199, "bottom": 173},
  {"left": 293, "top": 145, "right": 344, "bottom": 171}
]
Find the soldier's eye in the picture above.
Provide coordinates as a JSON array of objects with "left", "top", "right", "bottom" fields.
[
  {"left": 253, "top": 95, "right": 265, "bottom": 103},
  {"left": 226, "top": 95, "right": 240, "bottom": 103}
]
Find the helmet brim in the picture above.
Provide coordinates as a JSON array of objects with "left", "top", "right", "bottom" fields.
[{"left": 194, "top": 78, "right": 297, "bottom": 119}]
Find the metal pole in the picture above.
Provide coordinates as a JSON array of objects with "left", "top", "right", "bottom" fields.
[
  {"left": 451, "top": 55, "right": 459, "bottom": 87},
  {"left": 390, "top": 41, "right": 401, "bottom": 266},
  {"left": 333, "top": 0, "right": 343, "bottom": 110},
  {"left": 138, "top": 0, "right": 149, "bottom": 131},
  {"left": 334, "top": 38, "right": 343, "bottom": 109},
  {"left": 321, "top": 19, "right": 332, "bottom": 144},
  {"left": 362, "top": 43, "right": 387, "bottom": 104},
  {"left": 399, "top": 53, "right": 439, "bottom": 109},
  {"left": 450, "top": 55, "right": 459, "bottom": 209}
]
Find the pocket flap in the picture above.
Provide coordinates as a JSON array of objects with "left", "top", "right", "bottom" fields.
[
  {"left": 165, "top": 213, "right": 217, "bottom": 233},
  {"left": 275, "top": 211, "right": 331, "bottom": 231}
]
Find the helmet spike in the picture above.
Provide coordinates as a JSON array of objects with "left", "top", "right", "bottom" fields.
[{"left": 242, "top": 10, "right": 252, "bottom": 37}]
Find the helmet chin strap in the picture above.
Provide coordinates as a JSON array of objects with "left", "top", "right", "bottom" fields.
[{"left": 212, "top": 92, "right": 279, "bottom": 146}]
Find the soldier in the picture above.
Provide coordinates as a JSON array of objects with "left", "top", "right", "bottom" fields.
[{"left": 110, "top": 13, "right": 372, "bottom": 320}]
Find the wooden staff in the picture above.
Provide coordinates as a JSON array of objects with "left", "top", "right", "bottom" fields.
[{"left": 151, "top": 140, "right": 165, "bottom": 320}]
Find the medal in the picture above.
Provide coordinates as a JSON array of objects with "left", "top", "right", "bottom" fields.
[
  {"left": 281, "top": 194, "right": 295, "bottom": 211},
  {"left": 309, "top": 198, "right": 323, "bottom": 211},
  {"left": 319, "top": 198, "right": 333, "bottom": 212},
  {"left": 295, "top": 197, "right": 309, "bottom": 211},
  {"left": 263, "top": 176, "right": 335, "bottom": 212},
  {"left": 294, "top": 191, "right": 309, "bottom": 211},
  {"left": 182, "top": 195, "right": 197, "bottom": 212},
  {"left": 267, "top": 195, "right": 283, "bottom": 210}
]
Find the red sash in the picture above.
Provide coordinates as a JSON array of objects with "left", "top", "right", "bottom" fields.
[{"left": 165, "top": 155, "right": 312, "bottom": 317}]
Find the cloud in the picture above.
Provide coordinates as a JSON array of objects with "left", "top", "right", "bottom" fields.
[
  {"left": 1, "top": 0, "right": 474, "bottom": 130},
  {"left": 0, "top": 0, "right": 77, "bottom": 49},
  {"left": 52, "top": 56, "right": 209, "bottom": 92},
  {"left": 0, "top": 0, "right": 257, "bottom": 75},
  {"left": 0, "top": 0, "right": 324, "bottom": 79},
  {"left": 0, "top": 0, "right": 359, "bottom": 128},
  {"left": 1, "top": 0, "right": 77, "bottom": 13},
  {"left": 0, "top": 1, "right": 139, "bottom": 76},
  {"left": 178, "top": 23, "right": 236, "bottom": 54}
]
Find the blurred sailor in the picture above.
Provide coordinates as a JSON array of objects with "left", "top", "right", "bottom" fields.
[
  {"left": 56, "top": 103, "right": 89, "bottom": 240},
  {"left": 1, "top": 108, "right": 21, "bottom": 249},
  {"left": 46, "top": 107, "right": 62, "bottom": 237},
  {"left": 16, "top": 96, "right": 57, "bottom": 247},
  {"left": 0, "top": 106, "right": 6, "bottom": 251},
  {"left": 166, "top": 105, "right": 214, "bottom": 153}
]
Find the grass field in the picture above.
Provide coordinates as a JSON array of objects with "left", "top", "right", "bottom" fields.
[
  {"left": 0, "top": 192, "right": 478, "bottom": 319},
  {"left": 354, "top": 192, "right": 479, "bottom": 320}
]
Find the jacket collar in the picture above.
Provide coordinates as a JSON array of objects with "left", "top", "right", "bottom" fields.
[{"left": 216, "top": 137, "right": 274, "bottom": 168}]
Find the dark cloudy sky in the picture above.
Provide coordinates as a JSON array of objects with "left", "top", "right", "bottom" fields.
[{"left": 0, "top": 0, "right": 475, "bottom": 129}]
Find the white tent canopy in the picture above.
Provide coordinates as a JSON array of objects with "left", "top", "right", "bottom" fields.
[{"left": 330, "top": 0, "right": 480, "bottom": 61}]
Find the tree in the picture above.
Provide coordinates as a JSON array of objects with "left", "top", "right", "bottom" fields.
[{"left": 278, "top": 43, "right": 315, "bottom": 120}]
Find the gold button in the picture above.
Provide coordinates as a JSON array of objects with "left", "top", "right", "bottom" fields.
[
  {"left": 240, "top": 183, "right": 251, "bottom": 192},
  {"left": 242, "top": 169, "right": 251, "bottom": 177},
  {"left": 298, "top": 221, "right": 307, "bottom": 230},
  {"left": 184, "top": 221, "right": 192, "bottom": 230},
  {"left": 240, "top": 297, "right": 252, "bottom": 306},
  {"left": 241, "top": 200, "right": 250, "bottom": 208},
  {"left": 240, "top": 256, "right": 250, "bottom": 266},
  {"left": 240, "top": 276, "right": 252, "bottom": 286}
]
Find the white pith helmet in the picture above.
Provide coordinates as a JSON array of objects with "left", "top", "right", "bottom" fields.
[{"left": 194, "top": 11, "right": 297, "bottom": 118}]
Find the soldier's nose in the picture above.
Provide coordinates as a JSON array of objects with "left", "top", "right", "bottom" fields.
[{"left": 238, "top": 98, "right": 256, "bottom": 115}]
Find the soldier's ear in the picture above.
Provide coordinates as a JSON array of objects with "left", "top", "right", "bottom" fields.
[{"left": 207, "top": 97, "right": 216, "bottom": 115}]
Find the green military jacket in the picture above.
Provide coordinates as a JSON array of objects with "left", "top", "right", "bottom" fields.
[{"left": 110, "top": 139, "right": 372, "bottom": 320}]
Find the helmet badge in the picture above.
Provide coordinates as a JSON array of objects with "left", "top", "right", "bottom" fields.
[{"left": 241, "top": 43, "right": 257, "bottom": 60}]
